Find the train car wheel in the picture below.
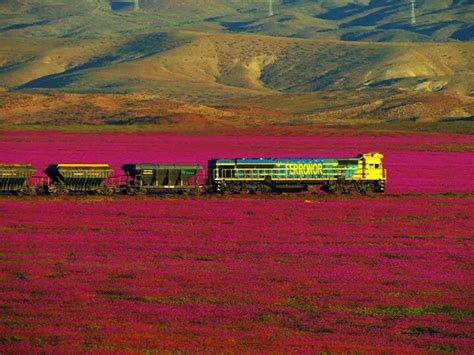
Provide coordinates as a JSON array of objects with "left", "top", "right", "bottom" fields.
[
  {"left": 24, "top": 187, "right": 37, "bottom": 196},
  {"left": 46, "top": 185, "right": 56, "bottom": 195},
  {"left": 55, "top": 185, "right": 69, "bottom": 196},
  {"left": 137, "top": 187, "right": 147, "bottom": 196},
  {"left": 190, "top": 187, "right": 202, "bottom": 196},
  {"left": 97, "top": 186, "right": 114, "bottom": 196}
]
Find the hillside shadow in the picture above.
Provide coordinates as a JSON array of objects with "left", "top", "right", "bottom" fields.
[
  {"left": 110, "top": 1, "right": 136, "bottom": 11},
  {"left": 222, "top": 21, "right": 255, "bottom": 32},
  {"left": 451, "top": 25, "right": 474, "bottom": 40},
  {"left": 18, "top": 32, "right": 191, "bottom": 90},
  {"left": 0, "top": 19, "right": 49, "bottom": 32}
]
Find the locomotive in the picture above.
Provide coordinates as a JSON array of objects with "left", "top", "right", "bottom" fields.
[
  {"left": 0, "top": 152, "right": 386, "bottom": 196},
  {"left": 208, "top": 153, "right": 385, "bottom": 194}
]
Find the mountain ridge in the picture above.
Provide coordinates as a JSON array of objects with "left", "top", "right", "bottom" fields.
[
  {"left": 2, "top": 32, "right": 472, "bottom": 98},
  {"left": 0, "top": 0, "right": 472, "bottom": 129},
  {"left": 1, "top": 0, "right": 473, "bottom": 42}
]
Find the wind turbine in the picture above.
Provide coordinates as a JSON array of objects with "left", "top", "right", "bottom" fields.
[
  {"left": 411, "top": 0, "right": 416, "bottom": 25},
  {"left": 268, "top": 0, "right": 274, "bottom": 17}
]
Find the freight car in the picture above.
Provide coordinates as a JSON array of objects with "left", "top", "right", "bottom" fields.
[
  {"left": 208, "top": 153, "right": 386, "bottom": 194},
  {"left": 44, "top": 164, "right": 114, "bottom": 195},
  {"left": 121, "top": 164, "right": 202, "bottom": 195},
  {"left": 0, "top": 164, "right": 36, "bottom": 195}
]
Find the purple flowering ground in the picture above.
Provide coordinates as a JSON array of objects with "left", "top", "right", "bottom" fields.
[{"left": 0, "top": 130, "right": 472, "bottom": 351}]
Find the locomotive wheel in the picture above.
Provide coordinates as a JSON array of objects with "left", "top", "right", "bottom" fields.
[
  {"left": 354, "top": 182, "right": 366, "bottom": 194},
  {"left": 229, "top": 183, "right": 241, "bottom": 194},
  {"left": 363, "top": 182, "right": 375, "bottom": 195},
  {"left": 16, "top": 189, "right": 25, "bottom": 196},
  {"left": 326, "top": 182, "right": 341, "bottom": 195},
  {"left": 320, "top": 184, "right": 331, "bottom": 193},
  {"left": 341, "top": 183, "right": 351, "bottom": 194},
  {"left": 218, "top": 184, "right": 230, "bottom": 195},
  {"left": 258, "top": 184, "right": 272, "bottom": 194}
]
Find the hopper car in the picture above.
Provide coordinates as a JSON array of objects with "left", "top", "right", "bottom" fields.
[
  {"left": 0, "top": 152, "right": 386, "bottom": 196},
  {"left": 0, "top": 164, "right": 36, "bottom": 195},
  {"left": 44, "top": 164, "right": 114, "bottom": 195},
  {"left": 121, "top": 164, "right": 202, "bottom": 195}
]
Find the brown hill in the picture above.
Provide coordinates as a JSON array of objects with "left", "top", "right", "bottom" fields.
[
  {"left": 3, "top": 33, "right": 472, "bottom": 100},
  {"left": 1, "top": 90, "right": 472, "bottom": 133},
  {"left": 0, "top": 1, "right": 472, "bottom": 131}
]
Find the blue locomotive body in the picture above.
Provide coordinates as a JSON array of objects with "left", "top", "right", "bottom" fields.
[{"left": 208, "top": 153, "right": 385, "bottom": 194}]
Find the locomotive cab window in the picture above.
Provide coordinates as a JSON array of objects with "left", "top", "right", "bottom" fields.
[{"left": 375, "top": 164, "right": 380, "bottom": 169}]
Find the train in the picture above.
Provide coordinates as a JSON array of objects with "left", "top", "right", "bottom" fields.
[{"left": 0, "top": 152, "right": 386, "bottom": 196}]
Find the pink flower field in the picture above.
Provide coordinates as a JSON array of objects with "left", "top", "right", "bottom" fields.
[{"left": 0, "top": 130, "right": 473, "bottom": 352}]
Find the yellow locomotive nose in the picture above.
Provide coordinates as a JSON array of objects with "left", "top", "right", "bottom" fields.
[{"left": 361, "top": 152, "right": 385, "bottom": 185}]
